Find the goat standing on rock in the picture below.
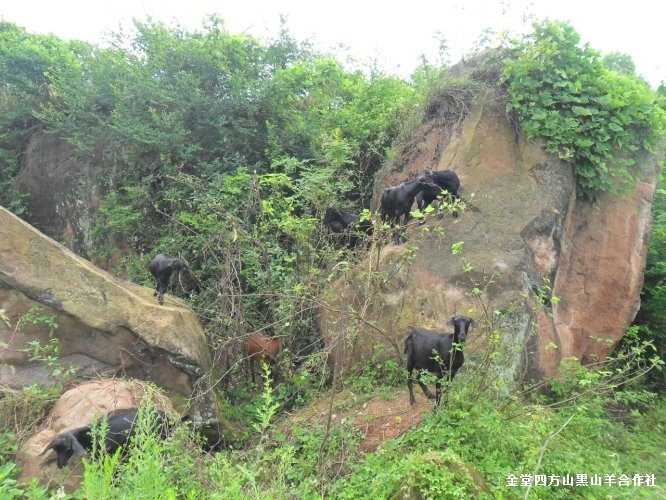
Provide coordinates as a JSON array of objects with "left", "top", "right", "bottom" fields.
[
  {"left": 415, "top": 170, "right": 461, "bottom": 222},
  {"left": 148, "top": 254, "right": 184, "bottom": 305},
  {"left": 405, "top": 315, "right": 478, "bottom": 406},
  {"left": 379, "top": 178, "right": 428, "bottom": 245}
]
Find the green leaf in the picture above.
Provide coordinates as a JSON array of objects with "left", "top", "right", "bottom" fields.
[{"left": 572, "top": 106, "right": 595, "bottom": 116}]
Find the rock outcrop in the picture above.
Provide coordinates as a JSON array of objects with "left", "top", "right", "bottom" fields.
[
  {"left": 14, "top": 133, "right": 104, "bottom": 256},
  {"left": 0, "top": 207, "right": 218, "bottom": 419},
  {"left": 319, "top": 90, "right": 658, "bottom": 382}
]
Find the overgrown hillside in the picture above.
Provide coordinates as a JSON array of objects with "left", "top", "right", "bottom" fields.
[{"left": 1, "top": 17, "right": 665, "bottom": 498}]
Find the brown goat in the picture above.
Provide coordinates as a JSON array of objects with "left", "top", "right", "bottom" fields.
[{"left": 247, "top": 333, "right": 283, "bottom": 383}]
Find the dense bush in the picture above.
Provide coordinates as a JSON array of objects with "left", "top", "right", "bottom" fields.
[
  {"left": 503, "top": 20, "right": 665, "bottom": 200},
  {"left": 633, "top": 170, "right": 666, "bottom": 389}
]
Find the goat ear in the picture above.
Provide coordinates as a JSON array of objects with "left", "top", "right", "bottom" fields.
[
  {"left": 470, "top": 319, "right": 479, "bottom": 328},
  {"left": 71, "top": 437, "right": 87, "bottom": 457},
  {"left": 56, "top": 448, "right": 74, "bottom": 469},
  {"left": 446, "top": 317, "right": 455, "bottom": 327}
]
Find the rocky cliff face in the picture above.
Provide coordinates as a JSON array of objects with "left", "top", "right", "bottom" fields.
[
  {"left": 0, "top": 207, "right": 218, "bottom": 420},
  {"left": 319, "top": 90, "right": 658, "bottom": 382},
  {"left": 14, "top": 133, "right": 104, "bottom": 256}
]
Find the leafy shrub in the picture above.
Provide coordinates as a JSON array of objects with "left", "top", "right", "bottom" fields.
[
  {"left": 503, "top": 20, "right": 665, "bottom": 200},
  {"left": 333, "top": 385, "right": 666, "bottom": 499},
  {"left": 633, "top": 166, "right": 666, "bottom": 389},
  {"left": 0, "top": 463, "right": 23, "bottom": 499}
]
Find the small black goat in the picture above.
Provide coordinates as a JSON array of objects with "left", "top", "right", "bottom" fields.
[
  {"left": 379, "top": 178, "right": 427, "bottom": 245},
  {"left": 414, "top": 170, "right": 461, "bottom": 222},
  {"left": 405, "top": 315, "right": 478, "bottom": 406},
  {"left": 323, "top": 206, "right": 373, "bottom": 247},
  {"left": 323, "top": 206, "right": 359, "bottom": 232},
  {"left": 148, "top": 253, "right": 184, "bottom": 305},
  {"left": 40, "top": 409, "right": 170, "bottom": 469}
]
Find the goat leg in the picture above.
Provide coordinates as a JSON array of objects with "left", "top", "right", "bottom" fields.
[
  {"left": 417, "top": 379, "right": 436, "bottom": 400},
  {"left": 407, "top": 376, "right": 417, "bottom": 406},
  {"left": 435, "top": 379, "right": 444, "bottom": 407},
  {"left": 393, "top": 226, "right": 401, "bottom": 245}
]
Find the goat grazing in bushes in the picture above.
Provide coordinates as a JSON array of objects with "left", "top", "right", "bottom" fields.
[
  {"left": 323, "top": 206, "right": 373, "bottom": 248},
  {"left": 40, "top": 409, "right": 171, "bottom": 468},
  {"left": 323, "top": 206, "right": 360, "bottom": 233},
  {"left": 247, "top": 332, "right": 283, "bottom": 384}
]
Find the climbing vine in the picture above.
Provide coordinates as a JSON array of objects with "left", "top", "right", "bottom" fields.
[{"left": 503, "top": 20, "right": 665, "bottom": 200}]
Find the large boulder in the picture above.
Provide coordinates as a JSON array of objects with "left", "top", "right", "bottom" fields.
[
  {"left": 0, "top": 206, "right": 218, "bottom": 419},
  {"left": 15, "top": 380, "right": 176, "bottom": 492},
  {"left": 319, "top": 91, "right": 658, "bottom": 382}
]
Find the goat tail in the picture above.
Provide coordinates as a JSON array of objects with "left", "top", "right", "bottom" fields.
[{"left": 404, "top": 334, "right": 413, "bottom": 354}]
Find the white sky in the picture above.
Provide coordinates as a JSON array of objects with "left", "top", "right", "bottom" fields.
[{"left": 1, "top": 0, "right": 663, "bottom": 87}]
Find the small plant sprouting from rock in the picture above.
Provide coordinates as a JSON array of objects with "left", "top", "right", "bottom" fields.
[{"left": 15, "top": 307, "right": 76, "bottom": 383}]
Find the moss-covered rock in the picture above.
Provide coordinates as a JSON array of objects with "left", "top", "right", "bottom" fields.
[{"left": 0, "top": 206, "right": 217, "bottom": 420}]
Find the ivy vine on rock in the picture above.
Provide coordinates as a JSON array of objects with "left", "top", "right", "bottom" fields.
[{"left": 503, "top": 20, "right": 665, "bottom": 200}]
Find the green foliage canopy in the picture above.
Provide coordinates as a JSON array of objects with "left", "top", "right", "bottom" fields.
[{"left": 503, "top": 20, "right": 665, "bottom": 200}]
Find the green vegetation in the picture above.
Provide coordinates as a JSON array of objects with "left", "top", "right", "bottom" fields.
[
  {"left": 1, "top": 15, "right": 665, "bottom": 499},
  {"left": 503, "top": 20, "right": 665, "bottom": 200},
  {"left": 334, "top": 388, "right": 666, "bottom": 499},
  {"left": 634, "top": 170, "right": 666, "bottom": 390},
  {"left": 2, "top": 340, "right": 663, "bottom": 499}
]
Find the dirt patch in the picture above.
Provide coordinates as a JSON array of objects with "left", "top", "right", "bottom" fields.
[
  {"left": 354, "top": 392, "right": 431, "bottom": 452},
  {"left": 279, "top": 389, "right": 434, "bottom": 453}
]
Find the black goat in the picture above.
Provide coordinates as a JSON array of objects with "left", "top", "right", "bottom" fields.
[
  {"left": 323, "top": 206, "right": 373, "bottom": 247},
  {"left": 148, "top": 254, "right": 184, "bottom": 305},
  {"left": 40, "top": 409, "right": 170, "bottom": 469},
  {"left": 323, "top": 206, "right": 359, "bottom": 232},
  {"left": 379, "top": 178, "right": 427, "bottom": 245},
  {"left": 405, "top": 315, "right": 478, "bottom": 406},
  {"left": 414, "top": 170, "right": 461, "bottom": 222}
]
